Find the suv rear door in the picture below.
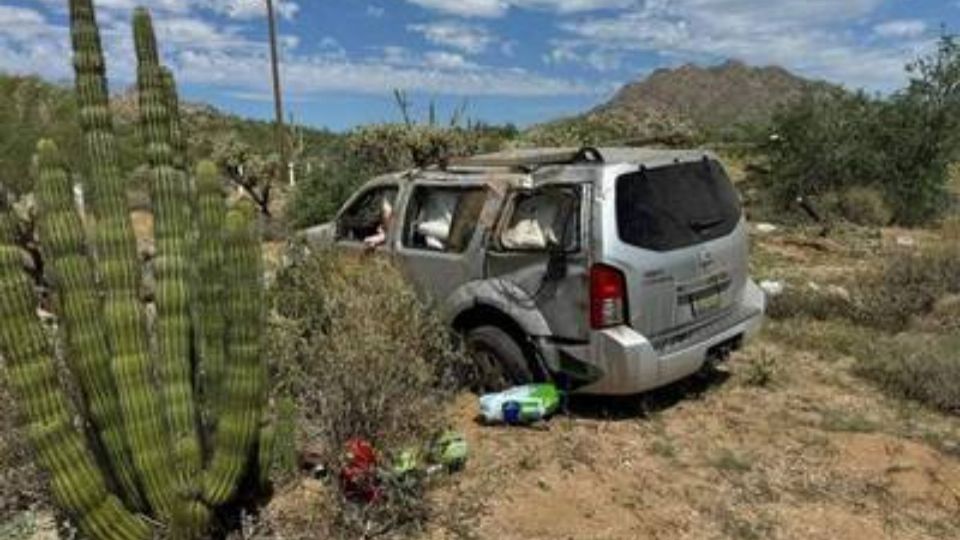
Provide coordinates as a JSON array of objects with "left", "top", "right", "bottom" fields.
[
  {"left": 604, "top": 158, "right": 749, "bottom": 344},
  {"left": 395, "top": 182, "right": 491, "bottom": 302},
  {"left": 485, "top": 184, "right": 591, "bottom": 341}
]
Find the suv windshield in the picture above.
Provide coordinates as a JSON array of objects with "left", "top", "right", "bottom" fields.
[{"left": 616, "top": 159, "right": 741, "bottom": 252}]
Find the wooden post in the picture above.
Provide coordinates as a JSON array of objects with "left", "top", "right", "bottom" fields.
[{"left": 266, "top": 0, "right": 287, "bottom": 191}]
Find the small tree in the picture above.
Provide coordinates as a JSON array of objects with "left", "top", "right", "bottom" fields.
[{"left": 764, "top": 33, "right": 960, "bottom": 225}]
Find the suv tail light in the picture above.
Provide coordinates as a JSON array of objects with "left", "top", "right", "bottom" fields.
[{"left": 590, "top": 264, "right": 627, "bottom": 329}]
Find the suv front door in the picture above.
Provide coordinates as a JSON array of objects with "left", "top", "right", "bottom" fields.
[{"left": 334, "top": 184, "right": 400, "bottom": 253}]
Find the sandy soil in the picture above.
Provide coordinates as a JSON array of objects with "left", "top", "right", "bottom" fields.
[
  {"left": 415, "top": 226, "right": 960, "bottom": 540},
  {"left": 422, "top": 336, "right": 959, "bottom": 540}
]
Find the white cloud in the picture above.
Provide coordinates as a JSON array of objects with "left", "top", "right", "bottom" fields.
[
  {"left": 366, "top": 5, "right": 386, "bottom": 18},
  {"left": 0, "top": 6, "right": 594, "bottom": 99},
  {"left": 36, "top": 0, "right": 301, "bottom": 20},
  {"left": 404, "top": 0, "right": 631, "bottom": 18},
  {"left": 0, "top": 6, "right": 46, "bottom": 26},
  {"left": 874, "top": 19, "right": 928, "bottom": 39},
  {"left": 406, "top": 0, "right": 508, "bottom": 18},
  {"left": 424, "top": 51, "right": 478, "bottom": 69},
  {"left": 408, "top": 21, "right": 496, "bottom": 54}
]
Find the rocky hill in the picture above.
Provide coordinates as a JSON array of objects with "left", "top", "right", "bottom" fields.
[{"left": 595, "top": 59, "right": 827, "bottom": 136}]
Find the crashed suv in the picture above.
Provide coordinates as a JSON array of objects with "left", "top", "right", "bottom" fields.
[{"left": 303, "top": 147, "right": 765, "bottom": 395}]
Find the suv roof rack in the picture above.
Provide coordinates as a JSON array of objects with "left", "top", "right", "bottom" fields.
[{"left": 448, "top": 147, "right": 603, "bottom": 171}]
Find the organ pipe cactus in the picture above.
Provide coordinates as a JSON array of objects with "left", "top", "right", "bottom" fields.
[{"left": 0, "top": 1, "right": 269, "bottom": 538}]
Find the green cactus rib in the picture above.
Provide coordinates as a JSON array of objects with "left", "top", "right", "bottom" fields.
[
  {"left": 0, "top": 209, "right": 151, "bottom": 540},
  {"left": 34, "top": 139, "right": 145, "bottom": 511},
  {"left": 160, "top": 68, "right": 188, "bottom": 174},
  {"left": 202, "top": 202, "right": 266, "bottom": 505},
  {"left": 194, "top": 162, "right": 228, "bottom": 428},
  {"left": 133, "top": 8, "right": 204, "bottom": 526},
  {"left": 69, "top": 0, "right": 177, "bottom": 519}
]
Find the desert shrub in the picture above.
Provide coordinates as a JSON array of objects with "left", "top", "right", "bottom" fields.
[
  {"left": 766, "top": 284, "right": 855, "bottom": 321},
  {"left": 827, "top": 186, "right": 893, "bottom": 226},
  {"left": 349, "top": 124, "right": 481, "bottom": 173},
  {"left": 269, "top": 248, "right": 471, "bottom": 536},
  {"left": 519, "top": 110, "right": 695, "bottom": 148},
  {"left": 768, "top": 242, "right": 960, "bottom": 331},
  {"left": 854, "top": 244, "right": 960, "bottom": 330},
  {"left": 854, "top": 334, "right": 960, "bottom": 414},
  {"left": 765, "top": 319, "right": 960, "bottom": 414}
]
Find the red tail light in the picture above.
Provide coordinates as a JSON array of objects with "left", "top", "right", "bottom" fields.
[{"left": 590, "top": 264, "right": 627, "bottom": 329}]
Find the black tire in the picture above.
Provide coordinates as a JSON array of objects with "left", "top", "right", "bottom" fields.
[{"left": 465, "top": 325, "right": 535, "bottom": 391}]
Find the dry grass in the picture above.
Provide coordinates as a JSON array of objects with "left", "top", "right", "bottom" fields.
[{"left": 0, "top": 368, "right": 48, "bottom": 525}]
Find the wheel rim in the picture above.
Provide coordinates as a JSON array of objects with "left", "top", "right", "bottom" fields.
[{"left": 470, "top": 343, "right": 511, "bottom": 390}]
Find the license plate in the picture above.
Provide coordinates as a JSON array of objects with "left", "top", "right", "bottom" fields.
[{"left": 693, "top": 292, "right": 722, "bottom": 314}]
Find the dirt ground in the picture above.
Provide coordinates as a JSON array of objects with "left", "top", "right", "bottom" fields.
[
  {"left": 424, "top": 223, "right": 960, "bottom": 540},
  {"left": 426, "top": 343, "right": 959, "bottom": 540}
]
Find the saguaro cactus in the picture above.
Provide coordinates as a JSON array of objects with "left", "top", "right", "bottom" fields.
[{"left": 0, "top": 2, "right": 269, "bottom": 539}]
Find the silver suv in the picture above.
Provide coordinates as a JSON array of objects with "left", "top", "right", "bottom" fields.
[{"left": 303, "top": 147, "right": 765, "bottom": 395}]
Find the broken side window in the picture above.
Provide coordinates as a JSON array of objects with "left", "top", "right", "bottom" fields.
[
  {"left": 499, "top": 186, "right": 580, "bottom": 252},
  {"left": 336, "top": 185, "right": 399, "bottom": 242},
  {"left": 403, "top": 186, "right": 487, "bottom": 253}
]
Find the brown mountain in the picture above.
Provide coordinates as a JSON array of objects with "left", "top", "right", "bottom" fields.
[{"left": 594, "top": 59, "right": 828, "bottom": 135}]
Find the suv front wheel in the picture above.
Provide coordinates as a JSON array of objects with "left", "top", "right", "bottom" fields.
[{"left": 465, "top": 326, "right": 535, "bottom": 391}]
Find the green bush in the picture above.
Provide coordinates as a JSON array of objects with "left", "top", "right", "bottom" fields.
[
  {"left": 269, "top": 248, "right": 471, "bottom": 537},
  {"left": 285, "top": 141, "right": 373, "bottom": 229},
  {"left": 764, "top": 35, "right": 960, "bottom": 225}
]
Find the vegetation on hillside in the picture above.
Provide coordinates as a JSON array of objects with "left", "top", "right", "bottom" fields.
[{"left": 594, "top": 59, "right": 827, "bottom": 140}]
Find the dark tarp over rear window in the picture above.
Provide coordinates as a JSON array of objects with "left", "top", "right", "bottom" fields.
[{"left": 616, "top": 159, "right": 741, "bottom": 252}]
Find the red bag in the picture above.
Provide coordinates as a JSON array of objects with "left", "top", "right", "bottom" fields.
[{"left": 339, "top": 438, "right": 383, "bottom": 503}]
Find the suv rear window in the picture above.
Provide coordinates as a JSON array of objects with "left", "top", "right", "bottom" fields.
[{"left": 616, "top": 159, "right": 741, "bottom": 252}]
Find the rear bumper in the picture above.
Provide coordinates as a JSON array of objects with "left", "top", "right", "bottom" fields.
[{"left": 558, "top": 279, "right": 766, "bottom": 396}]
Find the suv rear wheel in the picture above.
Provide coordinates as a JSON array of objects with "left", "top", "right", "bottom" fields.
[{"left": 465, "top": 326, "right": 535, "bottom": 391}]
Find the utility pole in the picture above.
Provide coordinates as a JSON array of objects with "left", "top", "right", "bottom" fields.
[{"left": 266, "top": 0, "right": 287, "bottom": 190}]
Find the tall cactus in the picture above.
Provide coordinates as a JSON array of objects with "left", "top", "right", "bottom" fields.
[
  {"left": 203, "top": 201, "right": 266, "bottom": 505},
  {"left": 195, "top": 161, "right": 227, "bottom": 423},
  {"left": 0, "top": 2, "right": 270, "bottom": 538},
  {"left": 34, "top": 140, "right": 144, "bottom": 511},
  {"left": 70, "top": 0, "right": 178, "bottom": 520},
  {"left": 133, "top": 6, "right": 203, "bottom": 507},
  {"left": 0, "top": 203, "right": 151, "bottom": 540}
]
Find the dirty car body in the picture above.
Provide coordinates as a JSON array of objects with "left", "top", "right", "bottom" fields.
[{"left": 303, "top": 147, "right": 765, "bottom": 395}]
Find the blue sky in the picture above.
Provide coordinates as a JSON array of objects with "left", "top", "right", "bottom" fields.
[{"left": 0, "top": 1, "right": 955, "bottom": 131}]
